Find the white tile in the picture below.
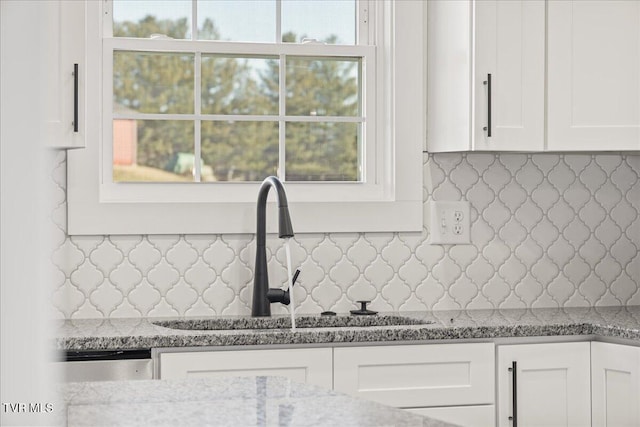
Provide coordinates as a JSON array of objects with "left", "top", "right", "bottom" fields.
[
  {"left": 184, "top": 259, "right": 216, "bottom": 294},
  {"left": 166, "top": 238, "right": 199, "bottom": 274},
  {"left": 109, "top": 261, "right": 142, "bottom": 294},
  {"left": 380, "top": 237, "right": 412, "bottom": 271},
  {"left": 579, "top": 160, "right": 608, "bottom": 189},
  {"left": 328, "top": 258, "right": 360, "bottom": 285},
  {"left": 346, "top": 236, "right": 378, "bottom": 271},
  {"left": 165, "top": 281, "right": 199, "bottom": 315},
  {"left": 310, "top": 236, "right": 343, "bottom": 272},
  {"left": 363, "top": 256, "right": 395, "bottom": 290},
  {"left": 89, "top": 282, "right": 124, "bottom": 317},
  {"left": 90, "top": 239, "right": 124, "bottom": 275},
  {"left": 380, "top": 277, "right": 412, "bottom": 310},
  {"left": 147, "top": 260, "right": 180, "bottom": 296},
  {"left": 70, "top": 260, "right": 105, "bottom": 294},
  {"left": 202, "top": 237, "right": 237, "bottom": 272},
  {"left": 48, "top": 153, "right": 640, "bottom": 318},
  {"left": 398, "top": 256, "right": 429, "bottom": 290},
  {"left": 129, "top": 239, "right": 162, "bottom": 275},
  {"left": 128, "top": 280, "right": 162, "bottom": 316},
  {"left": 202, "top": 279, "right": 236, "bottom": 314}
]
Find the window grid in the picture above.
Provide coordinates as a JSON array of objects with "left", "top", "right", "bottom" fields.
[
  {"left": 279, "top": 53, "right": 287, "bottom": 180},
  {"left": 106, "top": 0, "right": 369, "bottom": 184},
  {"left": 193, "top": 50, "right": 202, "bottom": 181},
  {"left": 68, "top": 0, "right": 425, "bottom": 235}
]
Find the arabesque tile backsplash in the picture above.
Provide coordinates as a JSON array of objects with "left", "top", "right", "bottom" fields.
[{"left": 50, "top": 152, "right": 640, "bottom": 319}]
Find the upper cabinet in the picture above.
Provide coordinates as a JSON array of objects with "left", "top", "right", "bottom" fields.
[
  {"left": 428, "top": 0, "right": 545, "bottom": 152},
  {"left": 473, "top": 1, "right": 545, "bottom": 151},
  {"left": 547, "top": 0, "right": 640, "bottom": 151},
  {"left": 428, "top": 0, "right": 640, "bottom": 152},
  {"left": 42, "top": 0, "right": 86, "bottom": 149}
]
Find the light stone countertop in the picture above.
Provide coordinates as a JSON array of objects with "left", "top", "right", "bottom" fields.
[
  {"left": 56, "top": 306, "right": 640, "bottom": 351},
  {"left": 59, "top": 376, "right": 454, "bottom": 427}
]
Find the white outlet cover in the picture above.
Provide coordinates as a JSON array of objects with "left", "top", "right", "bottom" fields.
[{"left": 429, "top": 201, "right": 471, "bottom": 245}]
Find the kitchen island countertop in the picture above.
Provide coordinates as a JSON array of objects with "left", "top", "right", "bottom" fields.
[
  {"left": 56, "top": 305, "right": 640, "bottom": 351},
  {"left": 59, "top": 376, "right": 453, "bottom": 427}
]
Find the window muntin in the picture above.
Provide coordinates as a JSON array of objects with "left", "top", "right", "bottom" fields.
[
  {"left": 107, "top": 0, "right": 367, "bottom": 184},
  {"left": 68, "top": 0, "right": 424, "bottom": 234}
]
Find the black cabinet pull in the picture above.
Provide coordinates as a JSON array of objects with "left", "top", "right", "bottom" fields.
[
  {"left": 73, "top": 63, "right": 79, "bottom": 133},
  {"left": 483, "top": 73, "right": 492, "bottom": 137},
  {"left": 508, "top": 361, "right": 517, "bottom": 426}
]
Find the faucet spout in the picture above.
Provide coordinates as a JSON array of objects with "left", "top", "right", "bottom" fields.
[{"left": 252, "top": 176, "right": 294, "bottom": 317}]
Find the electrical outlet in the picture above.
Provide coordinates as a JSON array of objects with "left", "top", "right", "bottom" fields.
[{"left": 430, "top": 201, "right": 471, "bottom": 244}]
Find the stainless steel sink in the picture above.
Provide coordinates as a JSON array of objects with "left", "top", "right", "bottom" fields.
[{"left": 152, "top": 315, "right": 432, "bottom": 331}]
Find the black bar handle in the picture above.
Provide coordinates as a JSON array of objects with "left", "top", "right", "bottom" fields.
[
  {"left": 73, "top": 63, "right": 79, "bottom": 133},
  {"left": 508, "top": 361, "right": 517, "bottom": 426},
  {"left": 483, "top": 73, "right": 492, "bottom": 137},
  {"left": 290, "top": 269, "right": 301, "bottom": 287}
]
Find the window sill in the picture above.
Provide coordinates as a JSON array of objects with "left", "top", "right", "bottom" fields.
[{"left": 67, "top": 198, "right": 423, "bottom": 235}]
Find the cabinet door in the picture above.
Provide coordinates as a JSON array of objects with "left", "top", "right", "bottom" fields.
[
  {"left": 41, "top": 0, "right": 85, "bottom": 149},
  {"left": 334, "top": 343, "right": 494, "bottom": 408},
  {"left": 474, "top": 0, "right": 545, "bottom": 151},
  {"left": 497, "top": 342, "right": 591, "bottom": 427},
  {"left": 427, "top": 0, "right": 473, "bottom": 152},
  {"left": 591, "top": 342, "right": 640, "bottom": 427},
  {"left": 159, "top": 348, "right": 332, "bottom": 389},
  {"left": 548, "top": 1, "right": 640, "bottom": 151}
]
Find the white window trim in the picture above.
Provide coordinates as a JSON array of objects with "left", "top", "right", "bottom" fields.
[{"left": 67, "top": 0, "right": 424, "bottom": 235}]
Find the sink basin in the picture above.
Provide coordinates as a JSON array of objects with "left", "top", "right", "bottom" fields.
[{"left": 152, "top": 315, "right": 432, "bottom": 331}]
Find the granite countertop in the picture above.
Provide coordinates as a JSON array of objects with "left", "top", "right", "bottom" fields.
[
  {"left": 59, "top": 376, "right": 454, "bottom": 427},
  {"left": 56, "top": 306, "right": 640, "bottom": 351}
]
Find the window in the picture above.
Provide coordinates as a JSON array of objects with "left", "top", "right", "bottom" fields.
[
  {"left": 68, "top": 0, "right": 424, "bottom": 234},
  {"left": 108, "top": 0, "right": 370, "bottom": 184}
]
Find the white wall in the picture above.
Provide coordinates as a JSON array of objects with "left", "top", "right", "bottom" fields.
[
  {"left": 1, "top": 2, "right": 57, "bottom": 425},
  {"left": 49, "top": 151, "right": 640, "bottom": 318}
]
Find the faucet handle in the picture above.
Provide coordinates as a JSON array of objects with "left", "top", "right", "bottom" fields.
[
  {"left": 267, "top": 269, "right": 301, "bottom": 305},
  {"left": 289, "top": 269, "right": 301, "bottom": 288}
]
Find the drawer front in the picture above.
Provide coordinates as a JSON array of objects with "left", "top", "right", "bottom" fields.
[
  {"left": 55, "top": 359, "right": 153, "bottom": 382},
  {"left": 407, "top": 405, "right": 495, "bottom": 427},
  {"left": 159, "top": 348, "right": 332, "bottom": 389},
  {"left": 334, "top": 343, "right": 494, "bottom": 408}
]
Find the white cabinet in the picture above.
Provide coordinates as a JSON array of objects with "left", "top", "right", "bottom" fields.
[
  {"left": 428, "top": 0, "right": 545, "bottom": 152},
  {"left": 473, "top": 0, "right": 545, "bottom": 151},
  {"left": 497, "top": 342, "right": 591, "bottom": 427},
  {"left": 334, "top": 343, "right": 495, "bottom": 427},
  {"left": 159, "top": 343, "right": 495, "bottom": 427},
  {"left": 156, "top": 339, "right": 640, "bottom": 427},
  {"left": 429, "top": 0, "right": 640, "bottom": 153},
  {"left": 591, "top": 342, "right": 640, "bottom": 427},
  {"left": 159, "top": 348, "right": 332, "bottom": 389},
  {"left": 547, "top": 1, "right": 640, "bottom": 151},
  {"left": 41, "top": 0, "right": 85, "bottom": 149}
]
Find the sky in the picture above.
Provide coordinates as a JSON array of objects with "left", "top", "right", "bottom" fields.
[{"left": 113, "top": 0, "right": 356, "bottom": 44}]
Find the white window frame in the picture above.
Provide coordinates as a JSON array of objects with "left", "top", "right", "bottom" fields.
[{"left": 67, "top": 0, "right": 425, "bottom": 235}]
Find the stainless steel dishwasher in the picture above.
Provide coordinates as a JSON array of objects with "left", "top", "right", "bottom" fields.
[{"left": 57, "top": 349, "right": 153, "bottom": 382}]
